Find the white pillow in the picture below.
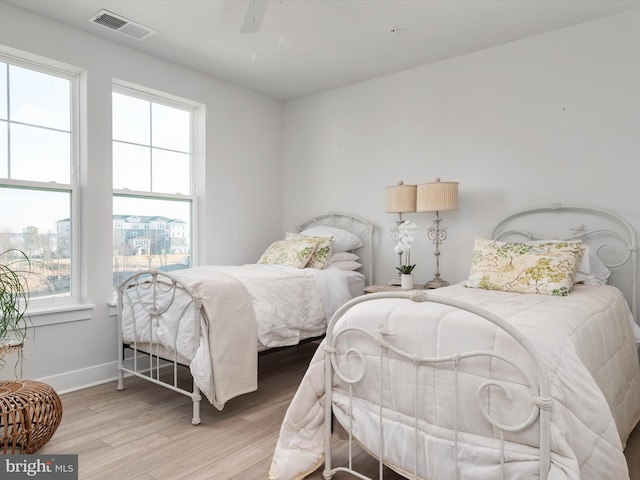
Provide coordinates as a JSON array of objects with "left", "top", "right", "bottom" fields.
[
  {"left": 300, "top": 226, "right": 364, "bottom": 253},
  {"left": 331, "top": 260, "right": 362, "bottom": 271},
  {"left": 330, "top": 252, "right": 360, "bottom": 263},
  {"left": 574, "top": 246, "right": 611, "bottom": 285}
]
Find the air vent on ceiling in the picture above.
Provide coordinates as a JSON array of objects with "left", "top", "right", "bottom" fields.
[{"left": 89, "top": 9, "right": 156, "bottom": 41}]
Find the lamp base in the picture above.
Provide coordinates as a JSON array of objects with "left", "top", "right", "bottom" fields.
[{"left": 425, "top": 277, "right": 449, "bottom": 289}]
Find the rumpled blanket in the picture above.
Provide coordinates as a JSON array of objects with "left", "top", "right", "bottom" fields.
[{"left": 169, "top": 267, "right": 258, "bottom": 409}]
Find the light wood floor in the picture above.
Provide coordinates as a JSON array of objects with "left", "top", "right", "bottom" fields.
[{"left": 41, "top": 342, "right": 640, "bottom": 479}]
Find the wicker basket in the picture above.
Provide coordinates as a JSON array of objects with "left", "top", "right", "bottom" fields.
[
  {"left": 0, "top": 380, "right": 63, "bottom": 454},
  {"left": 0, "top": 341, "right": 24, "bottom": 356}
]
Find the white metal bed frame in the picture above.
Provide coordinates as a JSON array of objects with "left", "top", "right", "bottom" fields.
[
  {"left": 321, "top": 203, "right": 638, "bottom": 480},
  {"left": 116, "top": 212, "right": 375, "bottom": 425}
]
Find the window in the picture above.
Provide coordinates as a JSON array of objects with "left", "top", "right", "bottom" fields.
[
  {"left": 112, "top": 87, "right": 195, "bottom": 287},
  {"left": 0, "top": 57, "right": 78, "bottom": 303}
]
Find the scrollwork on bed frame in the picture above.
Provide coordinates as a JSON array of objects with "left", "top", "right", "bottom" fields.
[
  {"left": 491, "top": 203, "right": 638, "bottom": 323},
  {"left": 296, "top": 212, "right": 375, "bottom": 286},
  {"left": 116, "top": 269, "right": 205, "bottom": 425},
  {"left": 323, "top": 291, "right": 552, "bottom": 480}
]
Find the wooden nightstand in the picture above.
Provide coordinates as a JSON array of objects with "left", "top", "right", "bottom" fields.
[{"left": 364, "top": 284, "right": 428, "bottom": 294}]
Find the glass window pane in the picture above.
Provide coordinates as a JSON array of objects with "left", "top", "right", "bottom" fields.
[
  {"left": 113, "top": 93, "right": 150, "bottom": 145},
  {"left": 152, "top": 149, "right": 190, "bottom": 194},
  {"left": 113, "top": 142, "right": 151, "bottom": 191},
  {"left": 10, "top": 124, "right": 70, "bottom": 183},
  {"left": 9, "top": 65, "right": 70, "bottom": 131},
  {"left": 0, "top": 187, "right": 71, "bottom": 298},
  {"left": 113, "top": 196, "right": 191, "bottom": 287},
  {"left": 152, "top": 103, "right": 190, "bottom": 152},
  {"left": 0, "top": 62, "right": 6, "bottom": 120},
  {"left": 0, "top": 121, "right": 6, "bottom": 177}
]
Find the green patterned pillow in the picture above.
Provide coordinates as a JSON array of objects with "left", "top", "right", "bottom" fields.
[
  {"left": 286, "top": 232, "right": 333, "bottom": 269},
  {"left": 258, "top": 236, "right": 319, "bottom": 268},
  {"left": 465, "top": 237, "right": 586, "bottom": 296}
]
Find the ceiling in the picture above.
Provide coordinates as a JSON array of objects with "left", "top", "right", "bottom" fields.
[{"left": 4, "top": 0, "right": 640, "bottom": 101}]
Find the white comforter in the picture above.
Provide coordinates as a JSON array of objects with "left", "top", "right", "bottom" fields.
[
  {"left": 121, "top": 264, "right": 354, "bottom": 409},
  {"left": 269, "top": 283, "right": 640, "bottom": 480}
]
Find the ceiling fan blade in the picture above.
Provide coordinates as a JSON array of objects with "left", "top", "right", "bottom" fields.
[{"left": 240, "top": 0, "right": 269, "bottom": 34}]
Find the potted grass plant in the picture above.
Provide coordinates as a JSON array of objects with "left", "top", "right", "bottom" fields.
[{"left": 0, "top": 249, "right": 31, "bottom": 356}]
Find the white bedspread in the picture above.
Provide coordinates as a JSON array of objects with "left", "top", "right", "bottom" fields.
[
  {"left": 121, "top": 264, "right": 355, "bottom": 409},
  {"left": 269, "top": 283, "right": 640, "bottom": 480},
  {"left": 213, "top": 264, "right": 353, "bottom": 349}
]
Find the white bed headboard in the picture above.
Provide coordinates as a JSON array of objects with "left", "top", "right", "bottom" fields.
[
  {"left": 491, "top": 203, "right": 638, "bottom": 324},
  {"left": 296, "top": 212, "right": 375, "bottom": 286}
]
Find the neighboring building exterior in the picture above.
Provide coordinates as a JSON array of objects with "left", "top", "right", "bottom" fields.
[
  {"left": 112, "top": 215, "right": 190, "bottom": 256},
  {"left": 55, "top": 214, "right": 189, "bottom": 258}
]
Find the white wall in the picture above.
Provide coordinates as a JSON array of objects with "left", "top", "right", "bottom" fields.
[
  {"left": 283, "top": 9, "right": 640, "bottom": 289},
  {"left": 2, "top": 3, "right": 639, "bottom": 391},
  {"left": 0, "top": 3, "right": 283, "bottom": 389}
]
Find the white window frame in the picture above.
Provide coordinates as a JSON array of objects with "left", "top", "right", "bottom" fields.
[
  {"left": 0, "top": 51, "right": 85, "bottom": 316},
  {"left": 111, "top": 82, "right": 199, "bottom": 284}
]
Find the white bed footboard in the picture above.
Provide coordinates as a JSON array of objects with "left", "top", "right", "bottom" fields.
[
  {"left": 323, "top": 290, "right": 553, "bottom": 480},
  {"left": 117, "top": 269, "right": 204, "bottom": 425}
]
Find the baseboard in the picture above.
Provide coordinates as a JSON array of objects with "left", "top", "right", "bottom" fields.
[
  {"left": 36, "top": 354, "right": 162, "bottom": 395},
  {"left": 36, "top": 360, "right": 119, "bottom": 395}
]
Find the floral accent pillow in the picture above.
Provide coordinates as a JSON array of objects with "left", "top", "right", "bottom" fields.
[
  {"left": 286, "top": 232, "right": 332, "bottom": 269},
  {"left": 258, "top": 236, "right": 319, "bottom": 268},
  {"left": 465, "top": 237, "right": 586, "bottom": 296}
]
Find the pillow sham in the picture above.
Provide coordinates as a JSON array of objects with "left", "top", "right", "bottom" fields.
[
  {"left": 465, "top": 237, "right": 586, "bottom": 296},
  {"left": 331, "top": 260, "right": 362, "bottom": 271},
  {"left": 299, "top": 226, "right": 364, "bottom": 253},
  {"left": 286, "top": 232, "right": 332, "bottom": 269},
  {"left": 330, "top": 252, "right": 360, "bottom": 263},
  {"left": 258, "top": 236, "right": 319, "bottom": 268},
  {"left": 527, "top": 240, "right": 610, "bottom": 285}
]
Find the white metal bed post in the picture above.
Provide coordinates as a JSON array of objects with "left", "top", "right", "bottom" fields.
[
  {"left": 116, "top": 277, "right": 125, "bottom": 392},
  {"left": 323, "top": 293, "right": 374, "bottom": 480},
  {"left": 323, "top": 336, "right": 335, "bottom": 479},
  {"left": 189, "top": 294, "right": 203, "bottom": 425}
]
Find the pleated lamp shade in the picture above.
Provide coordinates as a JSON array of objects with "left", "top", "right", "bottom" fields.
[
  {"left": 416, "top": 178, "right": 459, "bottom": 212},
  {"left": 385, "top": 181, "right": 417, "bottom": 213}
]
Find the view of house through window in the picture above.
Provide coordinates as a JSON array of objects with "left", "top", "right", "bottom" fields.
[
  {"left": 112, "top": 89, "right": 194, "bottom": 288},
  {"left": 0, "top": 59, "right": 75, "bottom": 300}
]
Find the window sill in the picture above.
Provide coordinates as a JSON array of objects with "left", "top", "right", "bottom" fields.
[
  {"left": 107, "top": 300, "right": 117, "bottom": 318},
  {"left": 27, "top": 302, "right": 95, "bottom": 327}
]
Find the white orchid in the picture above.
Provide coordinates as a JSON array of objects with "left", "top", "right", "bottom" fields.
[
  {"left": 392, "top": 221, "right": 418, "bottom": 251},
  {"left": 391, "top": 220, "right": 419, "bottom": 273}
]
